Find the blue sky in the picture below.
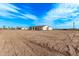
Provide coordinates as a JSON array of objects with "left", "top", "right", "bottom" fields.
[{"left": 0, "top": 3, "right": 79, "bottom": 29}]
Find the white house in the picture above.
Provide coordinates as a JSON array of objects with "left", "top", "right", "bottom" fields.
[
  {"left": 21, "top": 28, "right": 28, "bottom": 30},
  {"left": 42, "top": 26, "right": 53, "bottom": 30},
  {"left": 30, "top": 25, "right": 53, "bottom": 30}
]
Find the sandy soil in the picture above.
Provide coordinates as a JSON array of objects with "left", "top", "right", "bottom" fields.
[{"left": 0, "top": 30, "right": 79, "bottom": 56}]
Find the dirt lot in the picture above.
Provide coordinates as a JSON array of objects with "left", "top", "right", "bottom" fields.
[{"left": 0, "top": 30, "right": 79, "bottom": 56}]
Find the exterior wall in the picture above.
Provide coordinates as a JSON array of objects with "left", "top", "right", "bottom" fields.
[
  {"left": 35, "top": 27, "right": 42, "bottom": 30},
  {"left": 43, "top": 26, "right": 53, "bottom": 30},
  {"left": 21, "top": 28, "right": 28, "bottom": 30},
  {"left": 30, "top": 26, "right": 43, "bottom": 30},
  {"left": 42, "top": 26, "right": 48, "bottom": 30},
  {"left": 48, "top": 27, "right": 53, "bottom": 30},
  {"left": 29, "top": 26, "right": 53, "bottom": 30}
]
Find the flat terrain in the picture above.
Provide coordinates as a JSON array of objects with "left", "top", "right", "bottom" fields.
[{"left": 0, "top": 30, "right": 79, "bottom": 56}]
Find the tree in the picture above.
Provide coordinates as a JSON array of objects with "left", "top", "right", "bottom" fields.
[{"left": 3, "top": 25, "right": 6, "bottom": 29}]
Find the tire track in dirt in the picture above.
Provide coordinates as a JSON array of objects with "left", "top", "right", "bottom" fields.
[
  {"left": 17, "top": 30, "right": 76, "bottom": 56},
  {"left": 15, "top": 31, "right": 55, "bottom": 56},
  {"left": 0, "top": 30, "right": 79, "bottom": 56},
  {"left": 0, "top": 31, "right": 16, "bottom": 55},
  {"left": 5, "top": 30, "right": 36, "bottom": 56},
  {"left": 16, "top": 31, "right": 65, "bottom": 56},
  {"left": 0, "top": 30, "right": 36, "bottom": 56}
]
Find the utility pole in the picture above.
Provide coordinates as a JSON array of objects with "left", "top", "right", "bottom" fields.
[
  {"left": 73, "top": 22, "right": 75, "bottom": 30},
  {"left": 72, "top": 21, "right": 75, "bottom": 39}
]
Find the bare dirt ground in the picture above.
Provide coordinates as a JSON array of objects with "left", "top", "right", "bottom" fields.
[{"left": 0, "top": 30, "right": 79, "bottom": 56}]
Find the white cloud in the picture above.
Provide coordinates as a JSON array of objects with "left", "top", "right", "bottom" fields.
[
  {"left": 55, "top": 21, "right": 73, "bottom": 29},
  {"left": 0, "top": 3, "right": 38, "bottom": 21},
  {"left": 0, "top": 19, "right": 28, "bottom": 27},
  {"left": 42, "top": 3, "right": 79, "bottom": 27},
  {"left": 55, "top": 17, "right": 79, "bottom": 29},
  {"left": 21, "top": 14, "right": 38, "bottom": 20},
  {"left": 44, "top": 3, "right": 79, "bottom": 20},
  {"left": 0, "top": 3, "right": 20, "bottom": 18},
  {"left": 0, "top": 3, "right": 19, "bottom": 12}
]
